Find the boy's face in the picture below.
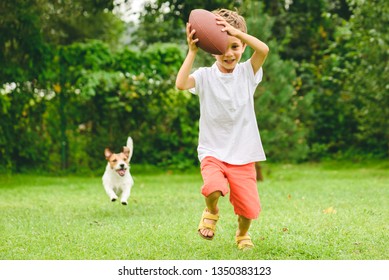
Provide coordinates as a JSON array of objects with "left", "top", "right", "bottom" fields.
[{"left": 214, "top": 35, "right": 246, "bottom": 73}]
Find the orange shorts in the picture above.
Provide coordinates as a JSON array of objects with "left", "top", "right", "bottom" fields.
[{"left": 200, "top": 156, "right": 261, "bottom": 219}]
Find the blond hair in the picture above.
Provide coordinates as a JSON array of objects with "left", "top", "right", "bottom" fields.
[{"left": 212, "top": 8, "right": 247, "bottom": 33}]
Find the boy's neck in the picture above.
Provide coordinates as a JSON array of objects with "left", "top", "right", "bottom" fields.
[{"left": 216, "top": 62, "right": 235, "bottom": 73}]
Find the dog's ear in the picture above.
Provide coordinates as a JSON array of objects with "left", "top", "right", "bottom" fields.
[
  {"left": 104, "top": 148, "right": 112, "bottom": 160},
  {"left": 122, "top": 146, "right": 130, "bottom": 157}
]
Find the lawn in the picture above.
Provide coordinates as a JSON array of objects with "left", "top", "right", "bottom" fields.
[{"left": 0, "top": 161, "right": 388, "bottom": 260}]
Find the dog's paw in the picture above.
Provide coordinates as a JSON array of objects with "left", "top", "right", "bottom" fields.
[{"left": 121, "top": 201, "right": 128, "bottom": 206}]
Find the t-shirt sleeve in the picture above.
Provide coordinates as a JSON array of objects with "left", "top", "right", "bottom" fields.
[
  {"left": 188, "top": 68, "right": 203, "bottom": 95},
  {"left": 243, "top": 59, "right": 263, "bottom": 86}
]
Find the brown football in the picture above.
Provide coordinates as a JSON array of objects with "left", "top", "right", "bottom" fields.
[{"left": 188, "top": 9, "right": 228, "bottom": 55}]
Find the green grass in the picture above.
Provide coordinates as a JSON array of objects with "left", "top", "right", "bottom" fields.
[{"left": 0, "top": 161, "right": 388, "bottom": 260}]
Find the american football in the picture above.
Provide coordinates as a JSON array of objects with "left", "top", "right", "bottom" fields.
[{"left": 188, "top": 9, "right": 228, "bottom": 55}]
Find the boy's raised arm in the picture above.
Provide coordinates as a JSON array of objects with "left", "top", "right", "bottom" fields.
[
  {"left": 238, "top": 32, "right": 269, "bottom": 75},
  {"left": 176, "top": 51, "right": 196, "bottom": 90},
  {"left": 176, "top": 23, "right": 198, "bottom": 90},
  {"left": 216, "top": 15, "right": 269, "bottom": 75}
]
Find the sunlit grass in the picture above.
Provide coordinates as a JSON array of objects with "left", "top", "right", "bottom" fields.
[{"left": 0, "top": 161, "right": 388, "bottom": 260}]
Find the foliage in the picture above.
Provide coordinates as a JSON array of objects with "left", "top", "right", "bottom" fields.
[
  {"left": 90, "top": 42, "right": 199, "bottom": 170},
  {"left": 1, "top": 40, "right": 200, "bottom": 172},
  {"left": 303, "top": 0, "right": 389, "bottom": 159},
  {"left": 0, "top": 0, "right": 123, "bottom": 82},
  {"left": 0, "top": 0, "right": 51, "bottom": 83},
  {"left": 0, "top": 81, "right": 51, "bottom": 171},
  {"left": 0, "top": 0, "right": 126, "bottom": 172},
  {"left": 1, "top": 0, "right": 388, "bottom": 173},
  {"left": 337, "top": 0, "right": 388, "bottom": 157},
  {"left": 262, "top": 0, "right": 351, "bottom": 62}
]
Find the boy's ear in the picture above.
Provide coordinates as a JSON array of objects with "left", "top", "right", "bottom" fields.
[{"left": 242, "top": 43, "right": 247, "bottom": 52}]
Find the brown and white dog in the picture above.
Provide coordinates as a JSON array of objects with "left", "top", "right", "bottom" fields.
[{"left": 102, "top": 137, "right": 134, "bottom": 205}]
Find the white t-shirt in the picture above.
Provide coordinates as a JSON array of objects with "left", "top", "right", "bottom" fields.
[{"left": 190, "top": 60, "right": 266, "bottom": 165}]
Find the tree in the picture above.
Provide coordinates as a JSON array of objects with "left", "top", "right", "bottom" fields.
[
  {"left": 303, "top": 0, "right": 388, "bottom": 158},
  {"left": 262, "top": 0, "right": 351, "bottom": 62},
  {"left": 0, "top": 0, "right": 125, "bottom": 171},
  {"left": 0, "top": 0, "right": 50, "bottom": 83},
  {"left": 0, "top": 0, "right": 124, "bottom": 82},
  {"left": 334, "top": 0, "right": 388, "bottom": 157}
]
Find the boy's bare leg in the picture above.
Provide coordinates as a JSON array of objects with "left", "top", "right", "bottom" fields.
[
  {"left": 237, "top": 215, "right": 252, "bottom": 237},
  {"left": 200, "top": 191, "right": 222, "bottom": 238},
  {"left": 235, "top": 215, "right": 255, "bottom": 249}
]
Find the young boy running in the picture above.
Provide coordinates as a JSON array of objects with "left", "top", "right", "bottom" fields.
[{"left": 175, "top": 8, "right": 269, "bottom": 250}]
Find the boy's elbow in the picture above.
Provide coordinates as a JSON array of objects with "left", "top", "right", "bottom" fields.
[
  {"left": 176, "top": 78, "right": 193, "bottom": 91},
  {"left": 176, "top": 75, "right": 194, "bottom": 90},
  {"left": 262, "top": 44, "right": 270, "bottom": 56},
  {"left": 175, "top": 81, "right": 185, "bottom": 91}
]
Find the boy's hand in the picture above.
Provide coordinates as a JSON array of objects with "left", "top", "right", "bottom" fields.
[
  {"left": 215, "top": 15, "right": 241, "bottom": 37},
  {"left": 186, "top": 23, "right": 199, "bottom": 52}
]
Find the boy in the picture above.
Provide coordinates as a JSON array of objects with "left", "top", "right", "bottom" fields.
[{"left": 175, "top": 8, "right": 269, "bottom": 250}]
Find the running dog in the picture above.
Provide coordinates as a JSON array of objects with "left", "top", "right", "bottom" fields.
[{"left": 102, "top": 137, "right": 134, "bottom": 205}]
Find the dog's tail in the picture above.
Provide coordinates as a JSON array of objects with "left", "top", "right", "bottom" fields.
[{"left": 126, "top": 136, "right": 133, "bottom": 161}]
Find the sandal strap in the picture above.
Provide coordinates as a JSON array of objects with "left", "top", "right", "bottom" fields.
[
  {"left": 198, "top": 208, "right": 219, "bottom": 232},
  {"left": 200, "top": 222, "right": 216, "bottom": 231},
  {"left": 235, "top": 235, "right": 252, "bottom": 243},
  {"left": 235, "top": 235, "right": 254, "bottom": 249},
  {"left": 202, "top": 211, "right": 219, "bottom": 221}
]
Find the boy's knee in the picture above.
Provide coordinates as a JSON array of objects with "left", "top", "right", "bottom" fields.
[
  {"left": 234, "top": 199, "right": 261, "bottom": 220},
  {"left": 206, "top": 190, "right": 222, "bottom": 199},
  {"left": 201, "top": 181, "right": 228, "bottom": 197}
]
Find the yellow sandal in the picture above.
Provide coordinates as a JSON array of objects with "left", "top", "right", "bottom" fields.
[
  {"left": 235, "top": 235, "right": 254, "bottom": 250},
  {"left": 197, "top": 208, "right": 219, "bottom": 240}
]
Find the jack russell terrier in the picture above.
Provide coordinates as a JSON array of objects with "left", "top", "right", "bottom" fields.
[{"left": 102, "top": 137, "right": 134, "bottom": 205}]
